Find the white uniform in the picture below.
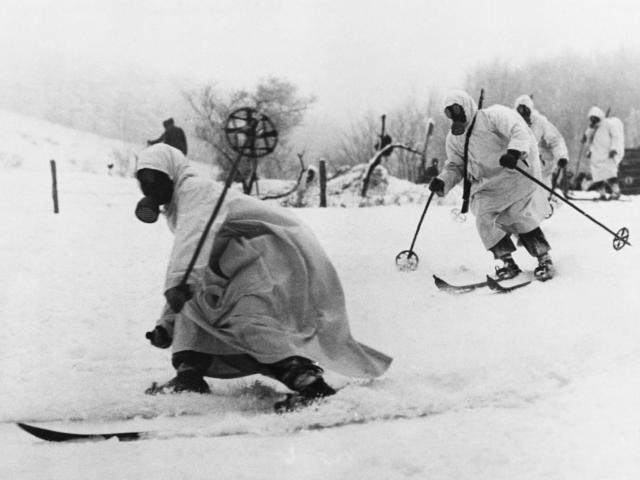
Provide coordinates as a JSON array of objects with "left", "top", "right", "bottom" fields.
[
  {"left": 514, "top": 95, "right": 568, "bottom": 186},
  {"left": 584, "top": 106, "right": 625, "bottom": 182},
  {"left": 439, "top": 90, "right": 550, "bottom": 250}
]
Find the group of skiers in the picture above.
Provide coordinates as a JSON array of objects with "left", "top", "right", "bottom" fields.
[
  {"left": 429, "top": 91, "right": 625, "bottom": 283},
  {"left": 137, "top": 96, "right": 625, "bottom": 410}
]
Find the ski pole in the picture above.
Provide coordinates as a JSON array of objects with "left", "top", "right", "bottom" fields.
[
  {"left": 513, "top": 165, "right": 631, "bottom": 250},
  {"left": 177, "top": 153, "right": 245, "bottom": 289},
  {"left": 395, "top": 191, "right": 436, "bottom": 271},
  {"left": 572, "top": 142, "right": 586, "bottom": 180}
]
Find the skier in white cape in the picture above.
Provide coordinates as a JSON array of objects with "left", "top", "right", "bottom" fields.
[
  {"left": 429, "top": 90, "right": 555, "bottom": 281},
  {"left": 135, "top": 144, "right": 392, "bottom": 410},
  {"left": 513, "top": 94, "right": 569, "bottom": 187},
  {"left": 583, "top": 106, "right": 625, "bottom": 200}
]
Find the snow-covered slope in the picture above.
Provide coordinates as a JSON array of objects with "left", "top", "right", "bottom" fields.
[
  {"left": 0, "top": 109, "right": 218, "bottom": 178},
  {"left": 0, "top": 109, "right": 139, "bottom": 175},
  {"left": 1, "top": 118, "right": 640, "bottom": 480}
]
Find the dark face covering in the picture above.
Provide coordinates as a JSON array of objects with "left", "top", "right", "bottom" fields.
[
  {"left": 135, "top": 196, "right": 161, "bottom": 223},
  {"left": 135, "top": 168, "right": 174, "bottom": 223},
  {"left": 445, "top": 104, "right": 467, "bottom": 136},
  {"left": 516, "top": 105, "right": 532, "bottom": 126},
  {"left": 589, "top": 116, "right": 601, "bottom": 128}
]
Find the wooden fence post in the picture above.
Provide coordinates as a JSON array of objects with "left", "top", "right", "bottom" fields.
[
  {"left": 50, "top": 159, "right": 59, "bottom": 214},
  {"left": 319, "top": 159, "right": 327, "bottom": 208}
]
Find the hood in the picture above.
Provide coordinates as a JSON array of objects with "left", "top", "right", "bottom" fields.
[
  {"left": 514, "top": 94, "right": 534, "bottom": 110},
  {"left": 136, "top": 144, "right": 195, "bottom": 187},
  {"left": 443, "top": 90, "right": 478, "bottom": 133},
  {"left": 588, "top": 106, "right": 605, "bottom": 119}
]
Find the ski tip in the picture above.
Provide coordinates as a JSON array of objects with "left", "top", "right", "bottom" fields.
[
  {"left": 16, "top": 422, "right": 143, "bottom": 442},
  {"left": 486, "top": 275, "right": 508, "bottom": 292},
  {"left": 16, "top": 422, "right": 57, "bottom": 441},
  {"left": 17, "top": 422, "right": 38, "bottom": 433},
  {"left": 432, "top": 274, "right": 447, "bottom": 286}
]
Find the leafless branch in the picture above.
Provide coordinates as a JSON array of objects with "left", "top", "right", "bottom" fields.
[{"left": 260, "top": 151, "right": 306, "bottom": 200}]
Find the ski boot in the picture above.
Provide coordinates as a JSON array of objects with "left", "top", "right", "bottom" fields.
[
  {"left": 597, "top": 187, "right": 609, "bottom": 201},
  {"left": 534, "top": 253, "right": 554, "bottom": 281},
  {"left": 271, "top": 357, "right": 337, "bottom": 413},
  {"left": 610, "top": 185, "right": 621, "bottom": 201},
  {"left": 145, "top": 370, "right": 211, "bottom": 395},
  {"left": 146, "top": 351, "right": 212, "bottom": 395},
  {"left": 494, "top": 255, "right": 522, "bottom": 280}
]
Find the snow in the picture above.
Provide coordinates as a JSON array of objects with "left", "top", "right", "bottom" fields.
[{"left": 2, "top": 113, "right": 640, "bottom": 479}]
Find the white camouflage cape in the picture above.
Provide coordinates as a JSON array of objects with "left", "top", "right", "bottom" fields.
[{"left": 136, "top": 144, "right": 392, "bottom": 379}]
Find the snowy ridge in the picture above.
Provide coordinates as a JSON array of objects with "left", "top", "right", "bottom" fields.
[{"left": 0, "top": 109, "right": 139, "bottom": 174}]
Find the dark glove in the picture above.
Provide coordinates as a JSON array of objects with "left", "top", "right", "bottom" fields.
[
  {"left": 429, "top": 177, "right": 445, "bottom": 196},
  {"left": 499, "top": 149, "right": 522, "bottom": 169},
  {"left": 557, "top": 158, "right": 568, "bottom": 169},
  {"left": 609, "top": 150, "right": 617, "bottom": 159},
  {"left": 145, "top": 325, "right": 171, "bottom": 349},
  {"left": 164, "top": 284, "right": 193, "bottom": 313},
  {"left": 586, "top": 150, "right": 592, "bottom": 159}
]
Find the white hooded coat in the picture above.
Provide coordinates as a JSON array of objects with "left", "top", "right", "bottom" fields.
[
  {"left": 514, "top": 95, "right": 568, "bottom": 185},
  {"left": 438, "top": 91, "right": 550, "bottom": 250},
  {"left": 136, "top": 144, "right": 392, "bottom": 380},
  {"left": 584, "top": 107, "right": 625, "bottom": 182}
]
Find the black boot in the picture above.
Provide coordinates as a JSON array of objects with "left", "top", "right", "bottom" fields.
[
  {"left": 270, "top": 357, "right": 336, "bottom": 412},
  {"left": 534, "top": 253, "right": 554, "bottom": 281},
  {"left": 145, "top": 351, "right": 212, "bottom": 395},
  {"left": 145, "top": 369, "right": 211, "bottom": 395},
  {"left": 274, "top": 377, "right": 336, "bottom": 413},
  {"left": 494, "top": 254, "right": 521, "bottom": 280}
]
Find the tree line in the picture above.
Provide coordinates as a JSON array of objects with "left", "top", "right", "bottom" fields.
[
  {"left": 1, "top": 49, "right": 638, "bottom": 180},
  {"left": 325, "top": 49, "right": 640, "bottom": 181}
]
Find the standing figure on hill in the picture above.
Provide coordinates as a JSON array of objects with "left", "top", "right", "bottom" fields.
[
  {"left": 513, "top": 95, "right": 569, "bottom": 187},
  {"left": 147, "top": 118, "right": 188, "bottom": 156},
  {"left": 428, "top": 90, "right": 555, "bottom": 281},
  {"left": 135, "top": 144, "right": 392, "bottom": 411},
  {"left": 582, "top": 106, "right": 625, "bottom": 200}
]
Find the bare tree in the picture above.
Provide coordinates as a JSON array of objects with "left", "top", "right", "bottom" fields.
[
  {"left": 465, "top": 49, "right": 640, "bottom": 166},
  {"left": 185, "top": 77, "right": 316, "bottom": 185},
  {"left": 326, "top": 92, "right": 448, "bottom": 182}
]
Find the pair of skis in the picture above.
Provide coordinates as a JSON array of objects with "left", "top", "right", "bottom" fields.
[{"left": 433, "top": 273, "right": 533, "bottom": 294}]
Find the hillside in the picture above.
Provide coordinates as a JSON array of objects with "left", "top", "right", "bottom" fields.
[{"left": 0, "top": 110, "right": 218, "bottom": 178}]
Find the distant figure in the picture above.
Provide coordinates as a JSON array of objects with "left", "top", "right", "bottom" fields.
[
  {"left": 374, "top": 133, "right": 393, "bottom": 157},
  {"left": 583, "top": 106, "right": 625, "bottom": 200},
  {"left": 416, "top": 158, "right": 439, "bottom": 184},
  {"left": 513, "top": 95, "right": 568, "bottom": 187},
  {"left": 424, "top": 158, "right": 440, "bottom": 183},
  {"left": 148, "top": 118, "right": 188, "bottom": 155},
  {"left": 107, "top": 163, "right": 114, "bottom": 176},
  {"left": 294, "top": 165, "right": 319, "bottom": 207}
]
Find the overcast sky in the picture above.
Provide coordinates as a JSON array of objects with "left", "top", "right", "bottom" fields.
[{"left": 2, "top": 0, "right": 640, "bottom": 129}]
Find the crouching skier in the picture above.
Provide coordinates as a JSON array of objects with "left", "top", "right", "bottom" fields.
[
  {"left": 135, "top": 144, "right": 392, "bottom": 411},
  {"left": 429, "top": 90, "right": 555, "bottom": 281}
]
